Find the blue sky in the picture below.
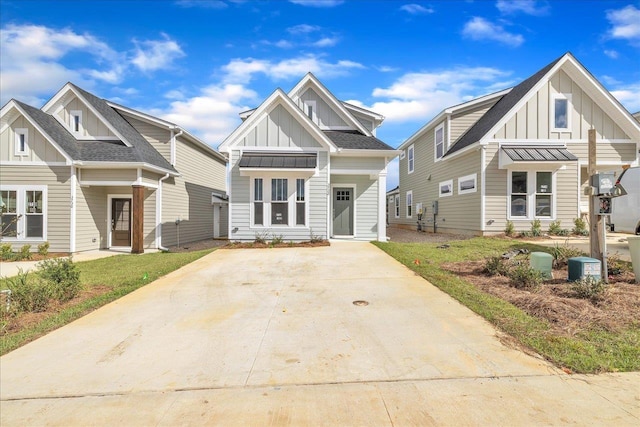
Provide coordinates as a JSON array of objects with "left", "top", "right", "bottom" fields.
[{"left": 2, "top": 0, "right": 639, "bottom": 189}]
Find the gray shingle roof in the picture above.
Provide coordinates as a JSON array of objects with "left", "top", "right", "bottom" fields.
[
  {"left": 445, "top": 54, "right": 565, "bottom": 157},
  {"left": 323, "top": 130, "right": 394, "bottom": 150},
  {"left": 502, "top": 146, "right": 578, "bottom": 162},
  {"left": 239, "top": 153, "right": 317, "bottom": 168}
]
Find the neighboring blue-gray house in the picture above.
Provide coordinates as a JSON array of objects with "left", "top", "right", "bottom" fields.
[{"left": 219, "top": 73, "right": 399, "bottom": 242}]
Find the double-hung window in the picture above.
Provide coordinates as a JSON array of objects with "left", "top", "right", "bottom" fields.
[
  {"left": 296, "top": 178, "right": 306, "bottom": 226},
  {"left": 251, "top": 177, "right": 307, "bottom": 227},
  {"left": 0, "top": 186, "right": 46, "bottom": 240},
  {"left": 435, "top": 124, "right": 444, "bottom": 160},
  {"left": 271, "top": 178, "right": 288, "bottom": 225},
  {"left": 253, "top": 178, "right": 264, "bottom": 226},
  {"left": 394, "top": 194, "right": 400, "bottom": 218},
  {"left": 408, "top": 144, "right": 415, "bottom": 174},
  {"left": 509, "top": 171, "right": 554, "bottom": 219},
  {"left": 510, "top": 172, "right": 528, "bottom": 218},
  {"left": 406, "top": 190, "right": 413, "bottom": 218}
]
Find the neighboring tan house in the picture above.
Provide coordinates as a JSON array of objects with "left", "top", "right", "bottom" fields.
[
  {"left": 0, "top": 83, "right": 228, "bottom": 253},
  {"left": 389, "top": 52, "right": 640, "bottom": 235},
  {"left": 219, "top": 73, "right": 398, "bottom": 242}
]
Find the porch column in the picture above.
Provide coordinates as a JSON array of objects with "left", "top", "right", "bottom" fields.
[
  {"left": 132, "top": 185, "right": 144, "bottom": 254},
  {"left": 377, "top": 171, "right": 387, "bottom": 242}
]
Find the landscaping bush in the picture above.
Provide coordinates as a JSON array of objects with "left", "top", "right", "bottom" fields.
[
  {"left": 254, "top": 231, "right": 269, "bottom": 244},
  {"left": 309, "top": 229, "right": 324, "bottom": 243},
  {"left": 270, "top": 234, "right": 284, "bottom": 246},
  {"left": 606, "top": 252, "right": 629, "bottom": 276},
  {"left": 0, "top": 243, "right": 13, "bottom": 261},
  {"left": 17, "top": 245, "right": 32, "bottom": 261},
  {"left": 504, "top": 220, "right": 515, "bottom": 236},
  {"left": 549, "top": 242, "right": 586, "bottom": 268},
  {"left": 573, "top": 217, "right": 589, "bottom": 236},
  {"left": 482, "top": 256, "right": 510, "bottom": 276},
  {"left": 6, "top": 270, "right": 52, "bottom": 312},
  {"left": 548, "top": 220, "right": 570, "bottom": 236},
  {"left": 571, "top": 275, "right": 606, "bottom": 301},
  {"left": 37, "top": 257, "right": 81, "bottom": 302},
  {"left": 38, "top": 241, "right": 50, "bottom": 256},
  {"left": 508, "top": 265, "right": 544, "bottom": 290},
  {"left": 530, "top": 219, "right": 542, "bottom": 237}
]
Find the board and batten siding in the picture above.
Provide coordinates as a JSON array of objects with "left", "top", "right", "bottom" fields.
[
  {"left": 0, "top": 165, "right": 71, "bottom": 252},
  {"left": 494, "top": 70, "right": 630, "bottom": 141},
  {"left": 229, "top": 150, "right": 329, "bottom": 241},
  {"left": 57, "top": 96, "right": 116, "bottom": 139},
  {"left": 126, "top": 116, "right": 172, "bottom": 161},
  {"left": 239, "top": 104, "right": 323, "bottom": 149},
  {"left": 1, "top": 116, "right": 67, "bottom": 163},
  {"left": 331, "top": 175, "right": 378, "bottom": 240},
  {"left": 298, "top": 88, "right": 348, "bottom": 129}
]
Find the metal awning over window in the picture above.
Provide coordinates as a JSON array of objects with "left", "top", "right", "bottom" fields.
[
  {"left": 239, "top": 153, "right": 317, "bottom": 169},
  {"left": 500, "top": 145, "right": 578, "bottom": 169}
]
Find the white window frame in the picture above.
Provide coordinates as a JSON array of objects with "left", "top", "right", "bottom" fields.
[
  {"left": 295, "top": 178, "right": 306, "bottom": 226},
  {"left": 406, "top": 190, "right": 413, "bottom": 218},
  {"left": 303, "top": 100, "right": 317, "bottom": 123},
  {"left": 507, "top": 170, "right": 556, "bottom": 220},
  {"left": 394, "top": 194, "right": 400, "bottom": 218},
  {"left": 0, "top": 185, "right": 47, "bottom": 242},
  {"left": 407, "top": 144, "right": 415, "bottom": 174},
  {"left": 252, "top": 178, "right": 264, "bottom": 226},
  {"left": 551, "top": 93, "right": 571, "bottom": 132},
  {"left": 439, "top": 179, "right": 453, "bottom": 197},
  {"left": 399, "top": 150, "right": 406, "bottom": 160},
  {"left": 458, "top": 173, "right": 477, "bottom": 195},
  {"left": 434, "top": 123, "right": 445, "bottom": 161},
  {"left": 249, "top": 176, "right": 308, "bottom": 229},
  {"left": 14, "top": 128, "right": 29, "bottom": 156},
  {"left": 70, "top": 110, "right": 83, "bottom": 135}
]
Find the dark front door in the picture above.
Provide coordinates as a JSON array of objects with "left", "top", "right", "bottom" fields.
[
  {"left": 333, "top": 188, "right": 354, "bottom": 236},
  {"left": 111, "top": 198, "right": 131, "bottom": 246}
]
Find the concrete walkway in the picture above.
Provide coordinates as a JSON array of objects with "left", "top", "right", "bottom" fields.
[
  {"left": 521, "top": 231, "right": 634, "bottom": 262},
  {"left": 1, "top": 242, "right": 638, "bottom": 426}
]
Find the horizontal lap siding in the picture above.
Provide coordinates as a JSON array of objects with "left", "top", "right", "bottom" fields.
[
  {"left": 331, "top": 175, "right": 378, "bottom": 240},
  {"left": 331, "top": 156, "right": 385, "bottom": 170},
  {"left": 143, "top": 189, "right": 157, "bottom": 248},
  {"left": 126, "top": 117, "right": 171, "bottom": 160},
  {"left": 81, "top": 169, "right": 136, "bottom": 182},
  {"left": 75, "top": 186, "right": 107, "bottom": 251},
  {"left": 0, "top": 166, "right": 71, "bottom": 252},
  {"left": 1, "top": 116, "right": 67, "bottom": 163},
  {"left": 450, "top": 102, "right": 495, "bottom": 142}
]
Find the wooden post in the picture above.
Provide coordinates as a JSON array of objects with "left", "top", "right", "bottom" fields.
[
  {"left": 131, "top": 185, "right": 144, "bottom": 254},
  {"left": 588, "top": 129, "right": 602, "bottom": 262}
]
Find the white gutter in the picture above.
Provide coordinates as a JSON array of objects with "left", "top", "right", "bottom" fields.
[
  {"left": 156, "top": 173, "right": 171, "bottom": 251},
  {"left": 171, "top": 127, "right": 183, "bottom": 166}
]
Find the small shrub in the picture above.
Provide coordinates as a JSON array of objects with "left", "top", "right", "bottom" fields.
[
  {"left": 309, "top": 229, "right": 324, "bottom": 243},
  {"left": 504, "top": 220, "right": 515, "bottom": 237},
  {"left": 482, "top": 256, "right": 510, "bottom": 276},
  {"left": 530, "top": 219, "right": 542, "bottom": 237},
  {"left": 16, "top": 245, "right": 32, "bottom": 261},
  {"left": 571, "top": 275, "right": 606, "bottom": 301},
  {"left": 508, "top": 265, "right": 544, "bottom": 290},
  {"left": 573, "top": 217, "right": 589, "bottom": 236},
  {"left": 550, "top": 242, "right": 586, "bottom": 268},
  {"left": 37, "top": 257, "right": 82, "bottom": 302},
  {"left": 6, "top": 270, "right": 52, "bottom": 312},
  {"left": 0, "top": 243, "right": 13, "bottom": 261},
  {"left": 38, "top": 241, "right": 50, "bottom": 256},
  {"left": 519, "top": 230, "right": 533, "bottom": 238},
  {"left": 270, "top": 234, "right": 284, "bottom": 246},
  {"left": 606, "top": 252, "right": 629, "bottom": 276},
  {"left": 548, "top": 220, "right": 562, "bottom": 235},
  {"left": 254, "top": 231, "right": 269, "bottom": 244}
]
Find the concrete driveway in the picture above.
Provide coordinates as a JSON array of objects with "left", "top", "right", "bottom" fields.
[{"left": 1, "top": 241, "right": 638, "bottom": 426}]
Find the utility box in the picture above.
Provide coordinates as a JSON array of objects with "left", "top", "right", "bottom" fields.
[
  {"left": 591, "top": 173, "right": 616, "bottom": 195},
  {"left": 530, "top": 252, "right": 553, "bottom": 279},
  {"left": 431, "top": 200, "right": 438, "bottom": 215},
  {"left": 567, "top": 257, "right": 601, "bottom": 281},
  {"left": 598, "top": 197, "right": 612, "bottom": 215}
]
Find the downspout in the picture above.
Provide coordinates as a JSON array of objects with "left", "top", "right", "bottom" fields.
[
  {"left": 156, "top": 172, "right": 171, "bottom": 251},
  {"left": 70, "top": 166, "right": 77, "bottom": 253},
  {"left": 170, "top": 127, "right": 183, "bottom": 166}
]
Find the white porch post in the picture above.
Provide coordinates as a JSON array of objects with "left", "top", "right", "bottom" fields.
[{"left": 377, "top": 170, "right": 387, "bottom": 242}]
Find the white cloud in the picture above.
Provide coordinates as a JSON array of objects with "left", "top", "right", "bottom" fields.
[
  {"left": 349, "top": 66, "right": 510, "bottom": 124},
  {"left": 611, "top": 82, "right": 640, "bottom": 113},
  {"left": 174, "top": 0, "right": 228, "bottom": 8},
  {"left": 312, "top": 36, "right": 340, "bottom": 47},
  {"left": 164, "top": 89, "right": 186, "bottom": 100},
  {"left": 287, "top": 24, "right": 321, "bottom": 34},
  {"left": 131, "top": 34, "right": 185, "bottom": 72},
  {"left": 152, "top": 83, "right": 259, "bottom": 145},
  {"left": 496, "top": 0, "right": 549, "bottom": 16},
  {"left": 399, "top": 4, "right": 434, "bottom": 15},
  {"left": 0, "top": 24, "right": 123, "bottom": 105},
  {"left": 376, "top": 65, "right": 399, "bottom": 73},
  {"left": 288, "top": 0, "right": 344, "bottom": 7},
  {"left": 606, "top": 5, "right": 640, "bottom": 42},
  {"left": 222, "top": 55, "right": 364, "bottom": 83},
  {"left": 604, "top": 49, "right": 619, "bottom": 59},
  {"left": 462, "top": 17, "right": 524, "bottom": 47}
]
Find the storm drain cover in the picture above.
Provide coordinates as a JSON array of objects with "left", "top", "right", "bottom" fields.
[{"left": 352, "top": 300, "right": 369, "bottom": 306}]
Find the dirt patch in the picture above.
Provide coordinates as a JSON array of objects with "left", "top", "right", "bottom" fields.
[
  {"left": 163, "top": 239, "right": 229, "bottom": 253},
  {"left": 387, "top": 226, "right": 473, "bottom": 244},
  {"left": 442, "top": 260, "right": 639, "bottom": 335},
  {"left": 224, "top": 240, "right": 330, "bottom": 249}
]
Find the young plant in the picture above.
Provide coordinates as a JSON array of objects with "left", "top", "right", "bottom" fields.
[
  {"left": 17, "top": 245, "right": 32, "bottom": 261},
  {"left": 0, "top": 243, "right": 13, "bottom": 261},
  {"left": 573, "top": 217, "right": 589, "bottom": 236},
  {"left": 482, "top": 256, "right": 510, "bottom": 276},
  {"left": 6, "top": 270, "right": 52, "bottom": 313},
  {"left": 270, "top": 234, "right": 284, "bottom": 246},
  {"left": 530, "top": 219, "right": 542, "bottom": 237},
  {"left": 37, "top": 241, "right": 50, "bottom": 257},
  {"left": 504, "top": 220, "right": 515, "bottom": 237},
  {"left": 508, "top": 265, "right": 544, "bottom": 290},
  {"left": 571, "top": 275, "right": 606, "bottom": 301},
  {"left": 548, "top": 220, "right": 562, "bottom": 235},
  {"left": 37, "top": 257, "right": 82, "bottom": 302}
]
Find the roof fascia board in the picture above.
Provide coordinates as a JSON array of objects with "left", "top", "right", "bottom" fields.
[
  {"left": 75, "top": 161, "right": 179, "bottom": 176},
  {"left": 446, "top": 88, "right": 511, "bottom": 115},
  {"left": 7, "top": 100, "right": 73, "bottom": 163},
  {"left": 219, "top": 88, "right": 337, "bottom": 153},
  {"left": 288, "top": 73, "right": 372, "bottom": 136},
  {"left": 333, "top": 148, "right": 401, "bottom": 157},
  {"left": 398, "top": 110, "right": 449, "bottom": 150},
  {"left": 342, "top": 102, "right": 385, "bottom": 121}
]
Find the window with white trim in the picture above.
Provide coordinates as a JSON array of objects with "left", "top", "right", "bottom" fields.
[
  {"left": 508, "top": 171, "right": 554, "bottom": 219},
  {"left": 0, "top": 186, "right": 47, "bottom": 240},
  {"left": 253, "top": 178, "right": 263, "bottom": 226},
  {"left": 70, "top": 110, "right": 83, "bottom": 135},
  {"left": 458, "top": 173, "right": 477, "bottom": 195},
  {"left": 406, "top": 190, "right": 413, "bottom": 218},
  {"left": 394, "top": 194, "right": 400, "bottom": 218},
  {"left": 14, "top": 128, "right": 29, "bottom": 156},
  {"left": 408, "top": 144, "right": 415, "bottom": 174},
  {"left": 435, "top": 123, "right": 444, "bottom": 160},
  {"left": 303, "top": 100, "right": 317, "bottom": 123},
  {"left": 271, "top": 178, "right": 288, "bottom": 225},
  {"left": 251, "top": 177, "right": 308, "bottom": 228},
  {"left": 399, "top": 150, "right": 405, "bottom": 160},
  {"left": 439, "top": 180, "right": 453, "bottom": 197},
  {"left": 296, "top": 178, "right": 305, "bottom": 226},
  {"left": 551, "top": 94, "right": 571, "bottom": 131}
]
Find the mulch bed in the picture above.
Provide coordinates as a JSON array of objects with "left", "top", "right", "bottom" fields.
[
  {"left": 442, "top": 260, "right": 639, "bottom": 336},
  {"left": 1, "top": 253, "right": 70, "bottom": 263}
]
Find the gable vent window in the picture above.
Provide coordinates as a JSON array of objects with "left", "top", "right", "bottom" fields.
[
  {"left": 303, "top": 100, "right": 317, "bottom": 123},
  {"left": 551, "top": 94, "right": 571, "bottom": 132},
  {"left": 70, "top": 110, "right": 83, "bottom": 135},
  {"left": 15, "top": 128, "right": 28, "bottom": 156}
]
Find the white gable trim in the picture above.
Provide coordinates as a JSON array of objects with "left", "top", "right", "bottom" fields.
[
  {"left": 1, "top": 100, "right": 72, "bottom": 164},
  {"left": 218, "top": 88, "right": 337, "bottom": 153},
  {"left": 288, "top": 73, "right": 372, "bottom": 137},
  {"left": 42, "top": 83, "right": 133, "bottom": 148}
]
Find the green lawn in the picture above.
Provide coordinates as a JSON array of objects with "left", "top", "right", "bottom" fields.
[
  {"left": 373, "top": 237, "right": 640, "bottom": 374},
  {"left": 1, "top": 249, "right": 214, "bottom": 355}
]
